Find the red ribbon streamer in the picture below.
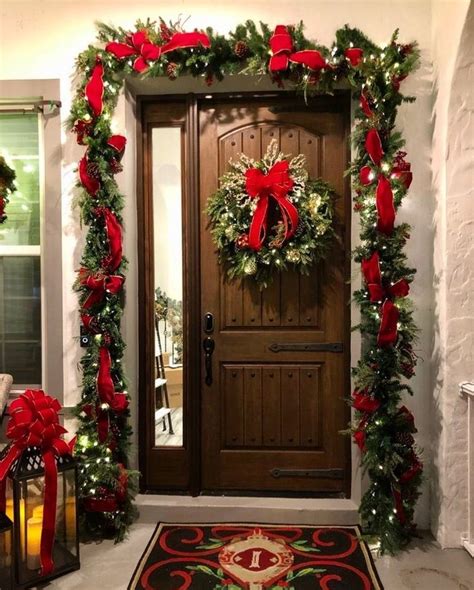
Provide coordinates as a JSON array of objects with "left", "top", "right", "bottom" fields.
[
  {"left": 79, "top": 269, "right": 125, "bottom": 309},
  {"left": 79, "top": 154, "right": 100, "bottom": 196},
  {"left": 107, "top": 134, "right": 127, "bottom": 154},
  {"left": 269, "top": 25, "right": 328, "bottom": 72},
  {"left": 97, "top": 346, "right": 129, "bottom": 412},
  {"left": 0, "top": 390, "right": 71, "bottom": 575},
  {"left": 361, "top": 252, "right": 409, "bottom": 347},
  {"left": 106, "top": 30, "right": 210, "bottom": 73},
  {"left": 85, "top": 60, "right": 104, "bottom": 117},
  {"left": 365, "top": 128, "right": 384, "bottom": 166},
  {"left": 95, "top": 207, "right": 123, "bottom": 271},
  {"left": 85, "top": 346, "right": 128, "bottom": 443},
  {"left": 345, "top": 47, "right": 363, "bottom": 66},
  {"left": 244, "top": 160, "right": 298, "bottom": 251}
]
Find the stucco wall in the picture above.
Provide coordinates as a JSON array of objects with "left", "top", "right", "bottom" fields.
[
  {"left": 431, "top": 0, "right": 473, "bottom": 548},
  {"left": 1, "top": 0, "right": 466, "bottom": 534}
]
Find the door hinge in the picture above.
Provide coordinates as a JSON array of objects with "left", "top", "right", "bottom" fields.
[{"left": 271, "top": 468, "right": 344, "bottom": 480}]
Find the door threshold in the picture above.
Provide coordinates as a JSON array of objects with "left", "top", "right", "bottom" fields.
[{"left": 137, "top": 493, "right": 360, "bottom": 526}]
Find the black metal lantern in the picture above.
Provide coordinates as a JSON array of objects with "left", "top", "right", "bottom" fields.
[
  {"left": 1, "top": 446, "right": 80, "bottom": 588},
  {"left": 0, "top": 511, "right": 14, "bottom": 590}
]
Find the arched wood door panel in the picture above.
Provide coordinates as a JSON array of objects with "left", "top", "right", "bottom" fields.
[{"left": 199, "top": 96, "right": 351, "bottom": 495}]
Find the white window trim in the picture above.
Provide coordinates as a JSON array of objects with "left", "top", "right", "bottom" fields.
[{"left": 0, "top": 80, "right": 63, "bottom": 401}]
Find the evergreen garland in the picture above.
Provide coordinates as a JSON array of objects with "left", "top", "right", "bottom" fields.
[{"left": 69, "top": 18, "right": 420, "bottom": 553}]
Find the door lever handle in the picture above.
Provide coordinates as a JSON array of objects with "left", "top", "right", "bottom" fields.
[{"left": 203, "top": 337, "right": 215, "bottom": 386}]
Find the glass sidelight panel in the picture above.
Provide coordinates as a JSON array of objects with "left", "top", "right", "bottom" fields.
[{"left": 151, "top": 126, "right": 184, "bottom": 447}]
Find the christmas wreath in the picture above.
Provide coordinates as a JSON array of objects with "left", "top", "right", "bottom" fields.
[
  {"left": 206, "top": 141, "right": 335, "bottom": 288},
  {"left": 0, "top": 155, "right": 16, "bottom": 224}
]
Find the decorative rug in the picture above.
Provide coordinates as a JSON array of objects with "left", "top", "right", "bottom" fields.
[{"left": 128, "top": 523, "right": 383, "bottom": 590}]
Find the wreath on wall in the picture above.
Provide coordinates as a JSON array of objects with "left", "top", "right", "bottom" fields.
[
  {"left": 206, "top": 141, "right": 335, "bottom": 288},
  {"left": 0, "top": 155, "right": 16, "bottom": 224},
  {"left": 69, "top": 17, "right": 421, "bottom": 554}
]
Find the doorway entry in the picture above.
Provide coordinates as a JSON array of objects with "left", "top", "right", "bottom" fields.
[{"left": 138, "top": 93, "right": 351, "bottom": 497}]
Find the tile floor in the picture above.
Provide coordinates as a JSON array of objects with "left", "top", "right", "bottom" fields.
[{"left": 38, "top": 521, "right": 473, "bottom": 590}]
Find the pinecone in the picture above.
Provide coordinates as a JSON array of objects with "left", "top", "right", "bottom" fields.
[
  {"left": 396, "top": 432, "right": 415, "bottom": 447},
  {"left": 166, "top": 62, "right": 178, "bottom": 80},
  {"left": 244, "top": 259, "right": 257, "bottom": 275},
  {"left": 109, "top": 158, "right": 123, "bottom": 175},
  {"left": 234, "top": 40, "right": 249, "bottom": 59},
  {"left": 86, "top": 160, "right": 101, "bottom": 180}
]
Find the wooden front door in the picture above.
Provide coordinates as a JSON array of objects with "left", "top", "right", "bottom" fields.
[{"left": 199, "top": 96, "right": 350, "bottom": 495}]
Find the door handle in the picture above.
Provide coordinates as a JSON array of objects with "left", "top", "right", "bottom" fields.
[{"left": 203, "top": 337, "right": 215, "bottom": 386}]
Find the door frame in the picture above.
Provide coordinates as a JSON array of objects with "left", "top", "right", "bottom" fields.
[{"left": 137, "top": 91, "right": 352, "bottom": 496}]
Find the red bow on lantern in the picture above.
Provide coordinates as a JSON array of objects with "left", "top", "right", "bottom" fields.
[
  {"left": 245, "top": 160, "right": 298, "bottom": 251},
  {"left": 79, "top": 269, "right": 125, "bottom": 309},
  {"left": 269, "top": 25, "right": 328, "bottom": 73},
  {"left": 0, "top": 390, "right": 72, "bottom": 575},
  {"left": 362, "top": 251, "right": 409, "bottom": 347},
  {"left": 359, "top": 129, "right": 396, "bottom": 235},
  {"left": 105, "top": 29, "right": 210, "bottom": 73}
]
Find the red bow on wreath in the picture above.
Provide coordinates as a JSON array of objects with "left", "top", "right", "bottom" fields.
[
  {"left": 0, "top": 390, "right": 72, "bottom": 575},
  {"left": 245, "top": 160, "right": 298, "bottom": 251},
  {"left": 362, "top": 251, "right": 409, "bottom": 347},
  {"left": 269, "top": 25, "right": 328, "bottom": 72},
  {"left": 105, "top": 29, "right": 210, "bottom": 73}
]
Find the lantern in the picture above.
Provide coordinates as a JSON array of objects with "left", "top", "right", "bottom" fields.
[
  {"left": 1, "top": 446, "right": 80, "bottom": 588},
  {"left": 0, "top": 511, "right": 14, "bottom": 590},
  {"left": 0, "top": 390, "right": 80, "bottom": 588}
]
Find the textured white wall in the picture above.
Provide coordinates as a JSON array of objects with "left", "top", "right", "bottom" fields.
[
  {"left": 431, "top": 0, "right": 473, "bottom": 548},
  {"left": 0, "top": 0, "right": 454, "bottom": 531}
]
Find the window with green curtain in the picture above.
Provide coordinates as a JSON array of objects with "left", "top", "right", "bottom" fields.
[{"left": 0, "top": 113, "right": 42, "bottom": 385}]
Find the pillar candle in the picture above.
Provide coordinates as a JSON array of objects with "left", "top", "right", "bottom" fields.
[
  {"left": 26, "top": 517, "right": 42, "bottom": 570},
  {"left": 6, "top": 497, "right": 26, "bottom": 561}
]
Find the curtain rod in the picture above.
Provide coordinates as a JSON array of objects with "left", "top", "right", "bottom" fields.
[{"left": 0, "top": 99, "right": 61, "bottom": 114}]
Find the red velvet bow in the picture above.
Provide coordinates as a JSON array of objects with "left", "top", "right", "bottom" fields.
[
  {"left": 79, "top": 269, "right": 125, "bottom": 309},
  {"left": 0, "top": 390, "right": 72, "bottom": 575},
  {"left": 269, "top": 25, "right": 328, "bottom": 72},
  {"left": 399, "top": 452, "right": 423, "bottom": 484},
  {"left": 352, "top": 389, "right": 381, "bottom": 413},
  {"left": 391, "top": 151, "right": 413, "bottom": 189},
  {"left": 362, "top": 252, "right": 409, "bottom": 347},
  {"left": 107, "top": 134, "right": 127, "bottom": 155},
  {"left": 85, "top": 60, "right": 104, "bottom": 118},
  {"left": 106, "top": 29, "right": 210, "bottom": 73},
  {"left": 245, "top": 160, "right": 298, "bottom": 251},
  {"left": 95, "top": 207, "right": 123, "bottom": 271}
]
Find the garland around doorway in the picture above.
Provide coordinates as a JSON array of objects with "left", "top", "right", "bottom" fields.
[{"left": 68, "top": 18, "right": 421, "bottom": 553}]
